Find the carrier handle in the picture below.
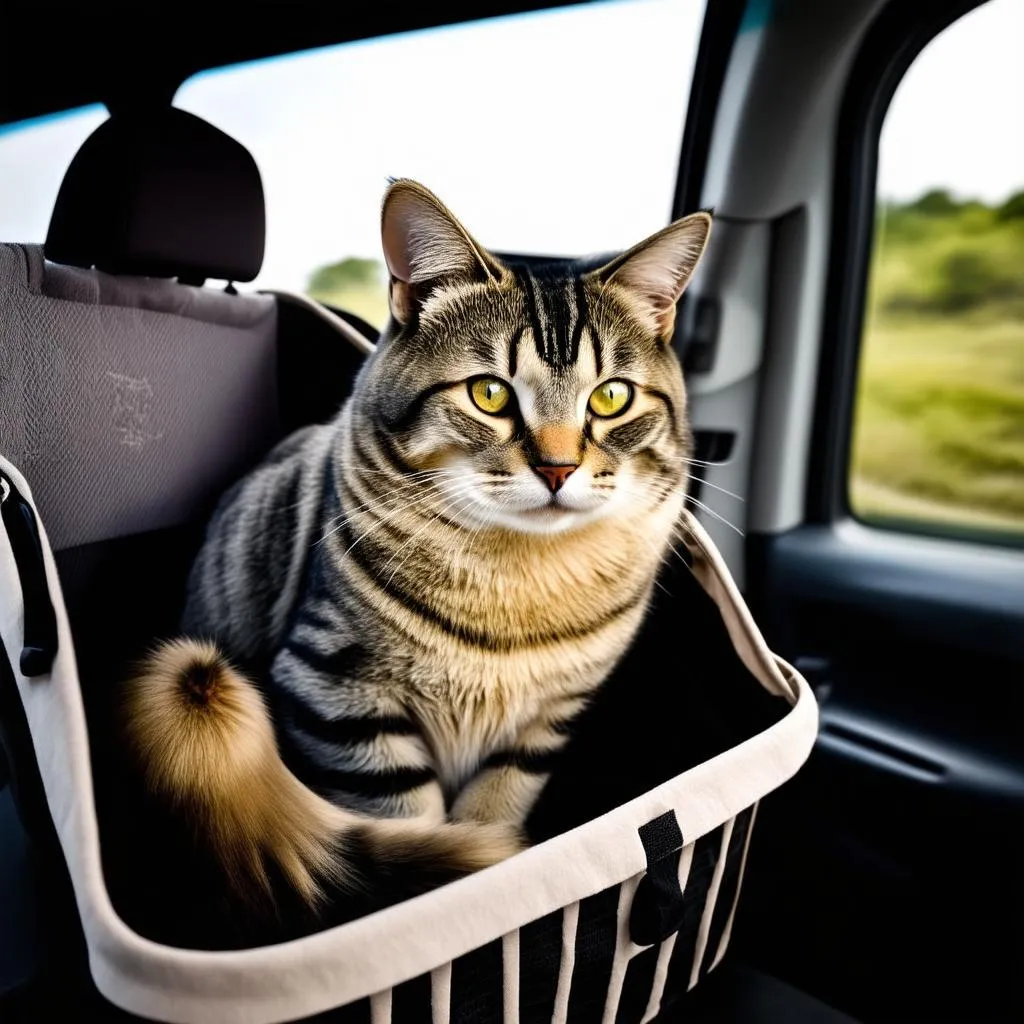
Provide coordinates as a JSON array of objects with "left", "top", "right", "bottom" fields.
[
  {"left": 0, "top": 473, "right": 58, "bottom": 676},
  {"left": 261, "top": 289, "right": 377, "bottom": 355},
  {"left": 629, "top": 809, "right": 688, "bottom": 946}
]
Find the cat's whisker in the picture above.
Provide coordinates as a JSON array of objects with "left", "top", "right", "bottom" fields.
[
  {"left": 303, "top": 468, "right": 451, "bottom": 522},
  {"left": 635, "top": 464, "right": 745, "bottom": 504},
  {"left": 665, "top": 525, "right": 700, "bottom": 569},
  {"left": 342, "top": 465, "right": 452, "bottom": 491},
  {"left": 367, "top": 480, "right": 481, "bottom": 549},
  {"left": 603, "top": 476, "right": 744, "bottom": 538},
  {"left": 320, "top": 472, "right": 469, "bottom": 541},
  {"left": 323, "top": 478, "right": 472, "bottom": 550},
  {"left": 320, "top": 478, "right": 444, "bottom": 535},
  {"left": 319, "top": 488, "right": 433, "bottom": 544},
  {"left": 349, "top": 472, "right": 455, "bottom": 498},
  {"left": 684, "top": 494, "right": 745, "bottom": 536},
  {"left": 454, "top": 481, "right": 510, "bottom": 549},
  {"left": 689, "top": 477, "right": 745, "bottom": 502},
  {"left": 378, "top": 484, "right": 483, "bottom": 586},
  {"left": 459, "top": 494, "right": 498, "bottom": 558},
  {"left": 612, "top": 510, "right": 679, "bottom": 598},
  {"left": 631, "top": 466, "right": 745, "bottom": 506},
  {"left": 325, "top": 470, "right": 454, "bottom": 529},
  {"left": 668, "top": 540, "right": 698, "bottom": 577},
  {"left": 387, "top": 501, "right": 471, "bottom": 585},
  {"left": 321, "top": 494, "right": 412, "bottom": 538},
  {"left": 673, "top": 454, "right": 735, "bottom": 469},
  {"left": 602, "top": 478, "right": 679, "bottom": 506},
  {"left": 631, "top": 531, "right": 675, "bottom": 599},
  {"left": 355, "top": 467, "right": 450, "bottom": 479},
  {"left": 419, "top": 494, "right": 488, "bottom": 587},
  {"left": 608, "top": 474, "right": 744, "bottom": 535}
]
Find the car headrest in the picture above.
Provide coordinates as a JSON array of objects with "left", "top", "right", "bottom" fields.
[{"left": 46, "top": 108, "right": 265, "bottom": 284}]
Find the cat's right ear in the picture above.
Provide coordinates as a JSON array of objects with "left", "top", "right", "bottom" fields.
[{"left": 381, "top": 179, "right": 506, "bottom": 325}]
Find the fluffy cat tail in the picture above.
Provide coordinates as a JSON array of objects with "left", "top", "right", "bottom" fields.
[{"left": 122, "top": 639, "right": 522, "bottom": 911}]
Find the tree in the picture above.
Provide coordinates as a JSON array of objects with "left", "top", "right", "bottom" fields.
[
  {"left": 996, "top": 190, "right": 1024, "bottom": 222},
  {"left": 308, "top": 257, "right": 383, "bottom": 295},
  {"left": 906, "top": 189, "right": 961, "bottom": 217}
]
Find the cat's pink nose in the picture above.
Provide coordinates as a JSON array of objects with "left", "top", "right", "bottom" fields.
[{"left": 533, "top": 464, "right": 577, "bottom": 493}]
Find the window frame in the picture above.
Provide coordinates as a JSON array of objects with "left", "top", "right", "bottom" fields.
[
  {"left": 805, "top": 0, "right": 1021, "bottom": 547},
  {"left": 671, "top": 0, "right": 747, "bottom": 220}
]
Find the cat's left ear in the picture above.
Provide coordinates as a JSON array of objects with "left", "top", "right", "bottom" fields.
[
  {"left": 381, "top": 179, "right": 506, "bottom": 325},
  {"left": 589, "top": 212, "right": 712, "bottom": 341}
]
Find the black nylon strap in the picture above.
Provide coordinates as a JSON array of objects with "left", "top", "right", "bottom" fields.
[
  {"left": 638, "top": 810, "right": 684, "bottom": 863},
  {"left": 0, "top": 472, "right": 58, "bottom": 676},
  {"left": 629, "top": 809, "right": 687, "bottom": 946}
]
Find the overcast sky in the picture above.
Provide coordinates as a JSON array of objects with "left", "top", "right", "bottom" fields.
[
  {"left": 1, "top": 0, "right": 1020, "bottom": 291},
  {"left": 877, "top": 0, "right": 1024, "bottom": 207}
]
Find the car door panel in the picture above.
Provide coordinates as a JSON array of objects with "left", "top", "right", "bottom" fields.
[{"left": 726, "top": 0, "right": 1024, "bottom": 1019}]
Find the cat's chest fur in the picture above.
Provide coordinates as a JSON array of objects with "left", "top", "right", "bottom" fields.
[{"left": 344, "top": 500, "right": 681, "bottom": 790}]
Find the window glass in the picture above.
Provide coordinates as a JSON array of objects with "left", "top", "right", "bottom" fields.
[
  {"left": 175, "top": 0, "right": 705, "bottom": 324},
  {"left": 0, "top": 4, "right": 705, "bottom": 329},
  {"left": 0, "top": 106, "right": 108, "bottom": 245},
  {"left": 849, "top": 0, "right": 1024, "bottom": 541}
]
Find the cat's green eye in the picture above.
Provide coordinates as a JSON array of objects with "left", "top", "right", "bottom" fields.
[
  {"left": 588, "top": 380, "right": 633, "bottom": 418},
  {"left": 469, "top": 377, "right": 512, "bottom": 415}
]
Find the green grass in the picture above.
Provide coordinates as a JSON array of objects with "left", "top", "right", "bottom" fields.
[
  {"left": 850, "top": 315, "right": 1024, "bottom": 527},
  {"left": 850, "top": 193, "right": 1024, "bottom": 535}
]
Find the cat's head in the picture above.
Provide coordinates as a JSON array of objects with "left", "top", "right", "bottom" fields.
[{"left": 357, "top": 179, "right": 711, "bottom": 535}]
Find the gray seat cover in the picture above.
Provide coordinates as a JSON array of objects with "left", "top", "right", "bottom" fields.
[{"left": 0, "top": 244, "right": 279, "bottom": 551}]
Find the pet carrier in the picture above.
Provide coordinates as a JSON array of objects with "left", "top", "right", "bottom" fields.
[
  {"left": 0, "top": 108, "right": 816, "bottom": 1023},
  {"left": 1, "top": 448, "right": 815, "bottom": 1023}
]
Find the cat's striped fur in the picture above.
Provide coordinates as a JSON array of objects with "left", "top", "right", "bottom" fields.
[{"left": 124, "top": 180, "right": 711, "bottom": 912}]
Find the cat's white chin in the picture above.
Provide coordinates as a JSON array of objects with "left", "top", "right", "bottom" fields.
[
  {"left": 513, "top": 505, "right": 597, "bottom": 535},
  {"left": 462, "top": 502, "right": 610, "bottom": 535}
]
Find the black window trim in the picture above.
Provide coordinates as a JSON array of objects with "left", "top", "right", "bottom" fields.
[
  {"left": 807, "top": 0, "right": 1007, "bottom": 545},
  {"left": 671, "top": 0, "right": 748, "bottom": 221}
]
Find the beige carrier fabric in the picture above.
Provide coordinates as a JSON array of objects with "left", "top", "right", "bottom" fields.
[{"left": 0, "top": 454, "right": 817, "bottom": 1024}]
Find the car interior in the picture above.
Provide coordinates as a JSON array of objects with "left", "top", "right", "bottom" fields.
[{"left": 1, "top": 1, "right": 1021, "bottom": 1021}]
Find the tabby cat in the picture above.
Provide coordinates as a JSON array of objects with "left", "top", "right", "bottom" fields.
[{"left": 124, "top": 180, "right": 711, "bottom": 913}]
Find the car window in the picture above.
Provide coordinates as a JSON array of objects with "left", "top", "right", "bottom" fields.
[
  {"left": 0, "top": 106, "right": 108, "bottom": 245},
  {"left": 173, "top": 0, "right": 705, "bottom": 325},
  {"left": 0, "top": 4, "right": 705, "bottom": 330},
  {"left": 848, "top": 0, "right": 1024, "bottom": 543}
]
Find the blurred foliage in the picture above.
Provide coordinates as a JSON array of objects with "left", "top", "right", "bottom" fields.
[
  {"left": 871, "top": 190, "right": 1024, "bottom": 315},
  {"left": 851, "top": 189, "right": 1024, "bottom": 536},
  {"left": 307, "top": 256, "right": 390, "bottom": 327}
]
